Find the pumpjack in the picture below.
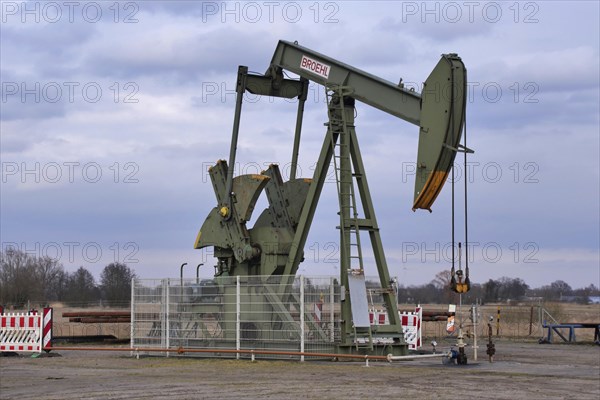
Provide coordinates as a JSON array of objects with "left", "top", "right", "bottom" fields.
[{"left": 194, "top": 40, "right": 469, "bottom": 356}]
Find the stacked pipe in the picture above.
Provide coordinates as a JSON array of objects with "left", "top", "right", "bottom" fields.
[
  {"left": 399, "top": 310, "right": 454, "bottom": 322},
  {"left": 63, "top": 311, "right": 130, "bottom": 324}
]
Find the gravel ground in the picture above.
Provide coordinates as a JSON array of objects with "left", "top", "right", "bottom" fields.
[{"left": 1, "top": 340, "right": 599, "bottom": 400}]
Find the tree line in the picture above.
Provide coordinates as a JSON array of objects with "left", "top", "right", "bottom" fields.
[
  {"left": 396, "top": 270, "right": 599, "bottom": 305},
  {"left": 0, "top": 248, "right": 136, "bottom": 308},
  {"left": 1, "top": 248, "right": 597, "bottom": 308}
]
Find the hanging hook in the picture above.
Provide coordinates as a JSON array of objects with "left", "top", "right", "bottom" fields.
[{"left": 451, "top": 243, "right": 470, "bottom": 293}]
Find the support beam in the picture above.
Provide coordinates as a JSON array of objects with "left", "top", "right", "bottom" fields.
[{"left": 348, "top": 128, "right": 401, "bottom": 328}]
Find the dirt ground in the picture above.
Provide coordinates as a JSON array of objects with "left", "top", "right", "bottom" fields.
[{"left": 1, "top": 339, "right": 599, "bottom": 400}]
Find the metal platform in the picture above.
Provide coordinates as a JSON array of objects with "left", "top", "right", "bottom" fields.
[{"left": 541, "top": 322, "right": 600, "bottom": 344}]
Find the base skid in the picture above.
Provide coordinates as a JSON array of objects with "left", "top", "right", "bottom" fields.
[{"left": 335, "top": 342, "right": 409, "bottom": 357}]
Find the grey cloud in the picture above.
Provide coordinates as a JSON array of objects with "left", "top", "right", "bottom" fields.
[
  {"left": 147, "top": 141, "right": 227, "bottom": 161},
  {"left": 0, "top": 136, "right": 32, "bottom": 153},
  {"left": 137, "top": 1, "right": 209, "bottom": 17},
  {"left": 81, "top": 27, "right": 274, "bottom": 82},
  {"left": 0, "top": 90, "right": 69, "bottom": 121},
  {"left": 378, "top": 13, "right": 494, "bottom": 42},
  {"left": 1, "top": 22, "right": 98, "bottom": 78},
  {"left": 466, "top": 88, "right": 599, "bottom": 131},
  {"left": 473, "top": 47, "right": 600, "bottom": 95}
]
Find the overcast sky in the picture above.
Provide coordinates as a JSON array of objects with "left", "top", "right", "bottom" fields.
[{"left": 1, "top": 1, "right": 598, "bottom": 289}]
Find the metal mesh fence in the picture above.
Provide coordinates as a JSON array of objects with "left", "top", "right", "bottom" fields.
[
  {"left": 406, "top": 303, "right": 599, "bottom": 342},
  {"left": 131, "top": 276, "right": 343, "bottom": 359},
  {"left": 132, "top": 278, "right": 600, "bottom": 359},
  {"left": 409, "top": 304, "right": 544, "bottom": 340}
]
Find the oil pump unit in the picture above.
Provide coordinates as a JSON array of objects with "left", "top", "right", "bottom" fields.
[{"left": 193, "top": 40, "right": 469, "bottom": 356}]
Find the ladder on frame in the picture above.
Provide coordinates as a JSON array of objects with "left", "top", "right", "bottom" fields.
[{"left": 325, "top": 86, "right": 372, "bottom": 350}]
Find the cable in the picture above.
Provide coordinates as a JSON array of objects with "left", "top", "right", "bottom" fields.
[
  {"left": 452, "top": 152, "right": 455, "bottom": 275},
  {"left": 451, "top": 64, "right": 456, "bottom": 276},
  {"left": 463, "top": 69, "right": 469, "bottom": 277}
]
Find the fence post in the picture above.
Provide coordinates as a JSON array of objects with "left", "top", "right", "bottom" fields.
[
  {"left": 529, "top": 306, "right": 534, "bottom": 336},
  {"left": 496, "top": 306, "right": 501, "bottom": 336},
  {"left": 300, "top": 276, "right": 305, "bottom": 362},
  {"left": 472, "top": 304, "right": 478, "bottom": 361},
  {"left": 236, "top": 275, "right": 240, "bottom": 360},
  {"left": 130, "top": 278, "right": 135, "bottom": 356},
  {"left": 330, "top": 277, "right": 335, "bottom": 343},
  {"left": 160, "top": 279, "right": 166, "bottom": 350},
  {"left": 166, "top": 279, "right": 170, "bottom": 358}
]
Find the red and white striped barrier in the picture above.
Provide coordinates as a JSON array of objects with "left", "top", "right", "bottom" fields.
[
  {"left": 313, "top": 302, "right": 322, "bottom": 323},
  {"left": 368, "top": 306, "right": 422, "bottom": 350},
  {"left": 400, "top": 306, "right": 422, "bottom": 350},
  {"left": 0, "top": 307, "right": 52, "bottom": 353},
  {"left": 42, "top": 307, "right": 53, "bottom": 350}
]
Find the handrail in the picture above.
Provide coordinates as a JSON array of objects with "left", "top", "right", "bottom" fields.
[{"left": 540, "top": 307, "right": 560, "bottom": 326}]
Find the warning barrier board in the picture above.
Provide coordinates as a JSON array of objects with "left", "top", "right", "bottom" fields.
[
  {"left": 368, "top": 306, "right": 422, "bottom": 350},
  {"left": 0, "top": 308, "right": 52, "bottom": 353}
]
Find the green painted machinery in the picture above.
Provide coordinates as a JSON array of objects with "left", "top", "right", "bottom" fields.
[{"left": 194, "top": 40, "right": 468, "bottom": 356}]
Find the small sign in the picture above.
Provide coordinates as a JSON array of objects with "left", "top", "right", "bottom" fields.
[
  {"left": 446, "top": 315, "right": 456, "bottom": 333},
  {"left": 300, "top": 55, "right": 330, "bottom": 79}
]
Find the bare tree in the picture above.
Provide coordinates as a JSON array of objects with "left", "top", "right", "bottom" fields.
[
  {"left": 100, "top": 263, "right": 136, "bottom": 307},
  {"left": 47, "top": 269, "right": 69, "bottom": 303},
  {"left": 431, "top": 270, "right": 453, "bottom": 303},
  {"left": 431, "top": 270, "right": 451, "bottom": 289},
  {"left": 0, "top": 248, "right": 70, "bottom": 307},
  {"left": 497, "top": 277, "right": 529, "bottom": 302},
  {"left": 33, "top": 256, "right": 64, "bottom": 302},
  {"left": 64, "top": 267, "right": 98, "bottom": 307},
  {"left": 535, "top": 280, "right": 574, "bottom": 302},
  {"left": 550, "top": 280, "right": 572, "bottom": 300},
  {"left": 0, "top": 248, "right": 35, "bottom": 307},
  {"left": 483, "top": 279, "right": 500, "bottom": 303}
]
